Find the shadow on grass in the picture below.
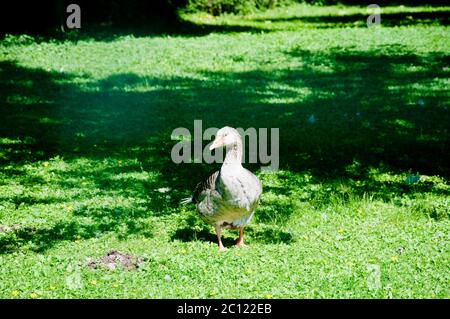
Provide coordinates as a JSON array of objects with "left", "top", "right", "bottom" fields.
[
  {"left": 0, "top": 18, "right": 274, "bottom": 45},
  {"left": 170, "top": 227, "right": 235, "bottom": 246},
  {"left": 2, "top": 6, "right": 449, "bottom": 43},
  {"left": 0, "top": 210, "right": 154, "bottom": 254},
  {"left": 170, "top": 226, "right": 294, "bottom": 245},
  {"left": 0, "top": 43, "right": 449, "bottom": 251},
  {"left": 0, "top": 220, "right": 154, "bottom": 255},
  {"left": 249, "top": 10, "right": 450, "bottom": 28},
  {"left": 170, "top": 215, "right": 295, "bottom": 246}
]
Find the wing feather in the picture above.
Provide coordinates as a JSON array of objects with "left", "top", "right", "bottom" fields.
[{"left": 192, "top": 170, "right": 220, "bottom": 204}]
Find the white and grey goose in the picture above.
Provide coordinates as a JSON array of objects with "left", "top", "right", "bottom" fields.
[{"left": 183, "top": 127, "right": 262, "bottom": 251}]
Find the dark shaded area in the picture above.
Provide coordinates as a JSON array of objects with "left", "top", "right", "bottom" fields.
[
  {"left": 0, "top": 221, "right": 127, "bottom": 254},
  {"left": 0, "top": 212, "right": 153, "bottom": 254},
  {"left": 250, "top": 10, "right": 450, "bottom": 27},
  {"left": 170, "top": 227, "right": 236, "bottom": 246},
  {"left": 1, "top": 46, "right": 449, "bottom": 179},
  {"left": 1, "top": 2, "right": 449, "bottom": 41},
  {"left": 169, "top": 210, "right": 237, "bottom": 245},
  {"left": 170, "top": 214, "right": 294, "bottom": 245},
  {"left": 170, "top": 226, "right": 294, "bottom": 245},
  {"left": 318, "top": 1, "right": 446, "bottom": 6},
  {"left": 0, "top": 0, "right": 274, "bottom": 40},
  {"left": 293, "top": 0, "right": 449, "bottom": 7},
  {"left": 1, "top": 42, "right": 449, "bottom": 252},
  {"left": 0, "top": 0, "right": 181, "bottom": 34}
]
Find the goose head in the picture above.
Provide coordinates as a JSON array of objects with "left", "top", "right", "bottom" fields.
[{"left": 209, "top": 127, "right": 242, "bottom": 151}]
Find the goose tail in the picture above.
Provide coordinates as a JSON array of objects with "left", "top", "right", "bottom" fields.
[{"left": 180, "top": 196, "right": 193, "bottom": 205}]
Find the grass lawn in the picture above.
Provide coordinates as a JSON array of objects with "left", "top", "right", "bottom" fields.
[{"left": 0, "top": 4, "right": 449, "bottom": 298}]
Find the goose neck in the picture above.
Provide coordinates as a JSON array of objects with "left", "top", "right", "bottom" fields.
[{"left": 223, "top": 142, "right": 243, "bottom": 167}]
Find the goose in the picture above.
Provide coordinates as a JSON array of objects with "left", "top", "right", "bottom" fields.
[{"left": 182, "top": 127, "right": 262, "bottom": 251}]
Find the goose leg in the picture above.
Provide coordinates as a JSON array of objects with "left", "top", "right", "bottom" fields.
[
  {"left": 236, "top": 227, "right": 246, "bottom": 247},
  {"left": 215, "top": 226, "right": 226, "bottom": 252}
]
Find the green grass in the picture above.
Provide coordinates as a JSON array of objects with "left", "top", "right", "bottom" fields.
[{"left": 1, "top": 4, "right": 449, "bottom": 298}]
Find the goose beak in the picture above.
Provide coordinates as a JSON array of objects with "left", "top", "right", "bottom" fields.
[{"left": 209, "top": 136, "right": 223, "bottom": 150}]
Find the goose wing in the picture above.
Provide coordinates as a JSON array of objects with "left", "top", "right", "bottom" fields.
[{"left": 192, "top": 170, "right": 221, "bottom": 204}]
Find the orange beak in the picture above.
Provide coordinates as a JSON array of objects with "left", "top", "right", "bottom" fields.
[{"left": 209, "top": 136, "right": 224, "bottom": 150}]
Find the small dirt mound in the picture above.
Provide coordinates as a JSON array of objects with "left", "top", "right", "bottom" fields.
[{"left": 86, "top": 250, "right": 144, "bottom": 271}]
